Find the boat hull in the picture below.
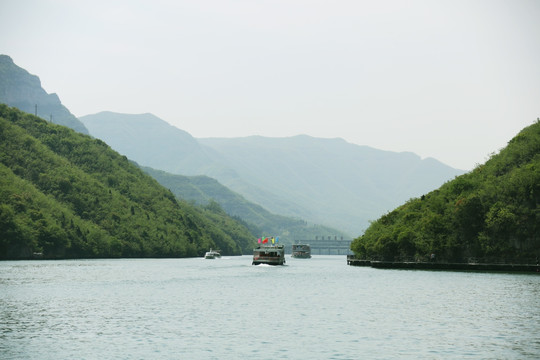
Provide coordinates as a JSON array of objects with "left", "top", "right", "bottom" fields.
[
  {"left": 252, "top": 257, "right": 286, "bottom": 265},
  {"left": 291, "top": 253, "right": 311, "bottom": 259}
]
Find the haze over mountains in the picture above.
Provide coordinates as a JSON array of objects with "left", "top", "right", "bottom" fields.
[
  {"left": 1, "top": 54, "right": 465, "bottom": 238},
  {"left": 0, "top": 56, "right": 349, "bottom": 242},
  {"left": 81, "top": 112, "right": 464, "bottom": 235},
  {"left": 142, "top": 166, "right": 348, "bottom": 241}
]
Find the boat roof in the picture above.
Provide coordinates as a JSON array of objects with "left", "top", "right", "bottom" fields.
[{"left": 254, "top": 244, "right": 285, "bottom": 250}]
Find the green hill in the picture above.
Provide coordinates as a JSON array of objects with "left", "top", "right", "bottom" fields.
[
  {"left": 351, "top": 119, "right": 540, "bottom": 263},
  {"left": 0, "top": 55, "right": 88, "bottom": 134},
  {"left": 0, "top": 105, "right": 254, "bottom": 259},
  {"left": 141, "top": 166, "right": 350, "bottom": 244}
]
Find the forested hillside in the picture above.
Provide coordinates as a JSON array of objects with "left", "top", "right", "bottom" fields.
[
  {"left": 0, "top": 105, "right": 254, "bottom": 259},
  {"left": 351, "top": 119, "right": 540, "bottom": 263},
  {"left": 141, "top": 166, "right": 350, "bottom": 244}
]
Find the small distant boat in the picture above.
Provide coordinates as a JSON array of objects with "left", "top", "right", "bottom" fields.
[
  {"left": 291, "top": 244, "right": 311, "bottom": 259},
  {"left": 252, "top": 244, "right": 285, "bottom": 265},
  {"left": 204, "top": 249, "right": 221, "bottom": 259}
]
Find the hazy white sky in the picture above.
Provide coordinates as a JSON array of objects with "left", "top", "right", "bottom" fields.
[{"left": 1, "top": 0, "right": 539, "bottom": 170}]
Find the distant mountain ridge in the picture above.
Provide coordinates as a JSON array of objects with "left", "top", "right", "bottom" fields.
[
  {"left": 80, "top": 112, "right": 465, "bottom": 235},
  {"left": 199, "top": 136, "right": 463, "bottom": 235},
  {"left": 141, "top": 166, "right": 349, "bottom": 243},
  {"left": 0, "top": 55, "right": 88, "bottom": 134},
  {"left": 81, "top": 112, "right": 218, "bottom": 175}
]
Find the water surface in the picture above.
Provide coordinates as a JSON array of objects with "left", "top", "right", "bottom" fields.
[{"left": 1, "top": 256, "right": 539, "bottom": 359}]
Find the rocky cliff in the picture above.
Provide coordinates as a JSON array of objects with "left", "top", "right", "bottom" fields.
[{"left": 0, "top": 55, "right": 88, "bottom": 134}]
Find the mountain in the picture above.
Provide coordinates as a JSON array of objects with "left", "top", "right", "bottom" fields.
[
  {"left": 351, "top": 119, "right": 540, "bottom": 263},
  {"left": 81, "top": 112, "right": 350, "bottom": 239},
  {"left": 141, "top": 166, "right": 350, "bottom": 244},
  {"left": 81, "top": 111, "right": 464, "bottom": 235},
  {"left": 80, "top": 112, "right": 218, "bottom": 175},
  {"left": 0, "top": 105, "right": 254, "bottom": 259},
  {"left": 199, "top": 136, "right": 464, "bottom": 235},
  {"left": 0, "top": 55, "right": 88, "bottom": 134}
]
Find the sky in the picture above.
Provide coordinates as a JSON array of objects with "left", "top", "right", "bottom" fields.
[{"left": 1, "top": 0, "right": 539, "bottom": 170}]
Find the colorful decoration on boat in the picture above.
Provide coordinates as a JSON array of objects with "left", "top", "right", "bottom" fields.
[{"left": 258, "top": 236, "right": 279, "bottom": 244}]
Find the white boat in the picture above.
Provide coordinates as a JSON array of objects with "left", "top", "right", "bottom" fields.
[{"left": 204, "top": 249, "right": 221, "bottom": 259}]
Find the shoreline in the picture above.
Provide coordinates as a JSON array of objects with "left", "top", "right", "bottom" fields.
[{"left": 347, "top": 257, "right": 540, "bottom": 273}]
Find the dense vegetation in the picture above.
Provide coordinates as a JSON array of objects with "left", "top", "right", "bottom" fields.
[
  {"left": 142, "top": 166, "right": 350, "bottom": 245},
  {"left": 0, "top": 105, "right": 254, "bottom": 259},
  {"left": 351, "top": 119, "right": 540, "bottom": 263}
]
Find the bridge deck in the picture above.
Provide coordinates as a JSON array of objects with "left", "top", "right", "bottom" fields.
[{"left": 293, "top": 239, "right": 353, "bottom": 255}]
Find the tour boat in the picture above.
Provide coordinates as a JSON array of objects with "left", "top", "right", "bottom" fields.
[
  {"left": 291, "top": 244, "right": 311, "bottom": 259},
  {"left": 204, "top": 249, "right": 221, "bottom": 259},
  {"left": 252, "top": 244, "right": 285, "bottom": 265}
]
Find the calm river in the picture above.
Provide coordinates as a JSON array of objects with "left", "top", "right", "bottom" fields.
[{"left": 1, "top": 256, "right": 539, "bottom": 359}]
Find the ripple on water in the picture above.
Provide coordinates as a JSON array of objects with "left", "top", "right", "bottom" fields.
[{"left": 1, "top": 257, "right": 539, "bottom": 359}]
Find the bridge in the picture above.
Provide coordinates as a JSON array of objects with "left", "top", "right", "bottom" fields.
[{"left": 292, "top": 236, "right": 353, "bottom": 255}]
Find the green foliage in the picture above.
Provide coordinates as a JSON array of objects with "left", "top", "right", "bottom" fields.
[
  {"left": 141, "top": 166, "right": 350, "bottom": 247},
  {"left": 0, "top": 105, "right": 254, "bottom": 259},
  {"left": 351, "top": 118, "right": 540, "bottom": 263}
]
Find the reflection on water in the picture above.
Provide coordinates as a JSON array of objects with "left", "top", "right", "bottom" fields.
[{"left": 1, "top": 257, "right": 539, "bottom": 359}]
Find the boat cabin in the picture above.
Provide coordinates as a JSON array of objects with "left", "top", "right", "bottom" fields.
[{"left": 252, "top": 244, "right": 285, "bottom": 265}]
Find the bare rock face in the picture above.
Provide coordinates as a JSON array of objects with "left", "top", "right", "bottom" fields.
[{"left": 0, "top": 55, "right": 88, "bottom": 134}]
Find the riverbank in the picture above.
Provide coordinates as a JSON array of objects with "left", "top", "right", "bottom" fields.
[{"left": 347, "top": 256, "right": 540, "bottom": 273}]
